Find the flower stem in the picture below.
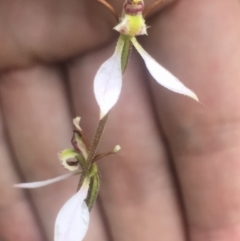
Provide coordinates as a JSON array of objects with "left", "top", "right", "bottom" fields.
[
  {"left": 77, "top": 113, "right": 109, "bottom": 190},
  {"left": 87, "top": 113, "right": 109, "bottom": 167}
]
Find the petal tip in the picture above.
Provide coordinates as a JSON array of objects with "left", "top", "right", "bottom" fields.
[{"left": 189, "top": 92, "right": 199, "bottom": 102}]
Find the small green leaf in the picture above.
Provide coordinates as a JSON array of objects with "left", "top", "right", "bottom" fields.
[
  {"left": 85, "top": 164, "right": 100, "bottom": 211},
  {"left": 120, "top": 34, "right": 132, "bottom": 73}
]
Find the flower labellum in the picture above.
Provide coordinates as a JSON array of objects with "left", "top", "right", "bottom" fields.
[
  {"left": 59, "top": 149, "right": 81, "bottom": 171},
  {"left": 114, "top": 0, "right": 147, "bottom": 36}
]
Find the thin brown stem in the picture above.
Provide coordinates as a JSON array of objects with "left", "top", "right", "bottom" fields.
[
  {"left": 93, "top": 150, "right": 116, "bottom": 162},
  {"left": 143, "top": 0, "right": 176, "bottom": 19},
  {"left": 77, "top": 113, "right": 109, "bottom": 190},
  {"left": 97, "top": 0, "right": 119, "bottom": 22},
  {"left": 87, "top": 113, "right": 109, "bottom": 167}
]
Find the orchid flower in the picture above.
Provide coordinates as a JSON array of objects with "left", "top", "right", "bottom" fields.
[
  {"left": 94, "top": 0, "right": 198, "bottom": 119},
  {"left": 14, "top": 117, "right": 120, "bottom": 241}
]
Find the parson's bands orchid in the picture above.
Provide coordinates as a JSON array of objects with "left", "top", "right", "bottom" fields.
[{"left": 94, "top": 0, "right": 198, "bottom": 119}]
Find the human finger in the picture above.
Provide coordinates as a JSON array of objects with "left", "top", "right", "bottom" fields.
[
  {"left": 0, "top": 65, "right": 108, "bottom": 241},
  {"left": 145, "top": 0, "right": 240, "bottom": 240},
  {"left": 0, "top": 107, "right": 45, "bottom": 241}
]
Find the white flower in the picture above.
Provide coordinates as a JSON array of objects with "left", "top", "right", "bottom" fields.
[
  {"left": 94, "top": 0, "right": 198, "bottom": 119},
  {"left": 94, "top": 35, "right": 198, "bottom": 119}
]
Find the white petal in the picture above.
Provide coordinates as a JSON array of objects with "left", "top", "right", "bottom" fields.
[
  {"left": 13, "top": 172, "right": 77, "bottom": 189},
  {"left": 94, "top": 37, "right": 124, "bottom": 119},
  {"left": 131, "top": 37, "right": 198, "bottom": 101},
  {"left": 54, "top": 178, "right": 90, "bottom": 241}
]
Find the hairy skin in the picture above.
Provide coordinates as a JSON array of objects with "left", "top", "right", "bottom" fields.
[{"left": 1, "top": 1, "right": 240, "bottom": 241}]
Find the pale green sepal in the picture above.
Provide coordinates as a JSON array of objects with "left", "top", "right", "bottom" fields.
[
  {"left": 86, "top": 173, "right": 100, "bottom": 211},
  {"left": 85, "top": 164, "right": 100, "bottom": 211},
  {"left": 94, "top": 36, "right": 125, "bottom": 119},
  {"left": 131, "top": 37, "right": 199, "bottom": 101}
]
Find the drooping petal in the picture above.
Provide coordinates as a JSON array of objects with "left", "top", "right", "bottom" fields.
[
  {"left": 131, "top": 37, "right": 198, "bottom": 101},
  {"left": 94, "top": 36, "right": 124, "bottom": 119},
  {"left": 54, "top": 178, "right": 90, "bottom": 241},
  {"left": 14, "top": 172, "right": 77, "bottom": 189}
]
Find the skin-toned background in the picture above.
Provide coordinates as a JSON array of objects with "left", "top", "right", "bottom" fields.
[{"left": 0, "top": 0, "right": 240, "bottom": 240}]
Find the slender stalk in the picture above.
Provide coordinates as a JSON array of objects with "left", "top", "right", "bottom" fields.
[
  {"left": 87, "top": 113, "right": 109, "bottom": 167},
  {"left": 93, "top": 150, "right": 116, "bottom": 162},
  {"left": 77, "top": 113, "right": 109, "bottom": 190}
]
